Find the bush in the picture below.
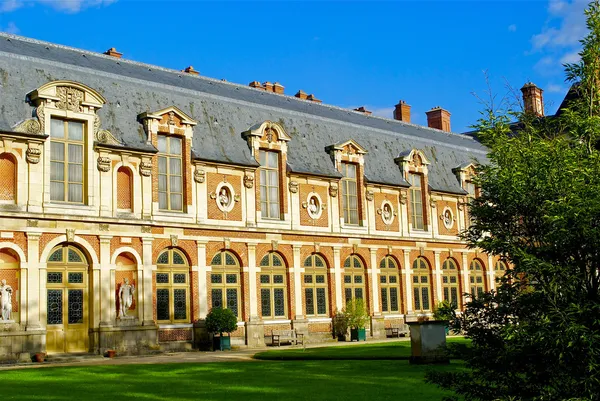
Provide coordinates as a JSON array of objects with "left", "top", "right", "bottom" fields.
[
  {"left": 433, "top": 300, "right": 456, "bottom": 322},
  {"left": 344, "top": 298, "right": 369, "bottom": 330},
  {"left": 205, "top": 307, "right": 237, "bottom": 336},
  {"left": 333, "top": 311, "right": 348, "bottom": 339}
]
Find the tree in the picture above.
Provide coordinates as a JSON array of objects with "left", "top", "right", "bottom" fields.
[{"left": 426, "top": 2, "right": 600, "bottom": 400}]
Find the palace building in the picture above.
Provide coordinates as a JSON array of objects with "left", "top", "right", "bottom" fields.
[{"left": 0, "top": 33, "right": 511, "bottom": 359}]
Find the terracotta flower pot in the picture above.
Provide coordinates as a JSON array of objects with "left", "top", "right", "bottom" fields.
[
  {"left": 106, "top": 350, "right": 116, "bottom": 358},
  {"left": 34, "top": 352, "right": 45, "bottom": 363}
]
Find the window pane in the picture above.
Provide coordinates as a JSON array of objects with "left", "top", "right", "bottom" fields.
[
  {"left": 170, "top": 158, "right": 182, "bottom": 176},
  {"left": 354, "top": 288, "right": 363, "bottom": 300},
  {"left": 269, "top": 202, "right": 280, "bottom": 219},
  {"left": 47, "top": 289, "right": 63, "bottom": 325},
  {"left": 170, "top": 194, "right": 182, "bottom": 211},
  {"left": 211, "top": 274, "right": 222, "bottom": 284},
  {"left": 68, "top": 183, "right": 83, "bottom": 203},
  {"left": 156, "top": 289, "right": 170, "bottom": 320},
  {"left": 158, "top": 175, "right": 167, "bottom": 192},
  {"left": 67, "top": 289, "right": 84, "bottom": 324},
  {"left": 345, "top": 288, "right": 352, "bottom": 304},
  {"left": 381, "top": 288, "right": 388, "bottom": 312},
  {"left": 305, "top": 288, "right": 314, "bottom": 316},
  {"left": 261, "top": 289, "right": 271, "bottom": 317},
  {"left": 158, "top": 136, "right": 167, "bottom": 153},
  {"left": 170, "top": 175, "right": 182, "bottom": 193},
  {"left": 226, "top": 288, "right": 238, "bottom": 318},
  {"left": 51, "top": 142, "right": 65, "bottom": 161},
  {"left": 170, "top": 137, "right": 182, "bottom": 155},
  {"left": 268, "top": 151, "right": 278, "bottom": 168},
  {"left": 316, "top": 288, "right": 326, "bottom": 315},
  {"left": 259, "top": 150, "right": 266, "bottom": 166},
  {"left": 51, "top": 119, "right": 64, "bottom": 138},
  {"left": 159, "top": 193, "right": 168, "bottom": 210},
  {"left": 421, "top": 287, "right": 430, "bottom": 310},
  {"left": 304, "top": 275, "right": 313, "bottom": 284},
  {"left": 211, "top": 289, "right": 223, "bottom": 308},
  {"left": 390, "top": 288, "right": 398, "bottom": 312},
  {"left": 51, "top": 162, "right": 64, "bottom": 181},
  {"left": 68, "top": 121, "right": 83, "bottom": 141},
  {"left": 226, "top": 274, "right": 237, "bottom": 284},
  {"left": 173, "top": 289, "right": 187, "bottom": 320},
  {"left": 158, "top": 157, "right": 167, "bottom": 175},
  {"left": 69, "top": 163, "right": 83, "bottom": 183},
  {"left": 413, "top": 287, "right": 421, "bottom": 310}
]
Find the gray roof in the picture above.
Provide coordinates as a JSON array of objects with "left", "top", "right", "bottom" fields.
[{"left": 0, "top": 33, "right": 487, "bottom": 194}]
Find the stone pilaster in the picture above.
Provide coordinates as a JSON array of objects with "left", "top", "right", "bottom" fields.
[
  {"left": 141, "top": 237, "right": 155, "bottom": 326},
  {"left": 333, "top": 246, "right": 343, "bottom": 311}
]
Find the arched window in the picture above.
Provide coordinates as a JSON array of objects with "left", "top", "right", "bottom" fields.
[
  {"left": 0, "top": 153, "right": 16, "bottom": 203},
  {"left": 343, "top": 255, "right": 365, "bottom": 304},
  {"left": 412, "top": 257, "right": 431, "bottom": 312},
  {"left": 470, "top": 259, "right": 485, "bottom": 296},
  {"left": 495, "top": 260, "right": 508, "bottom": 283},
  {"left": 210, "top": 251, "right": 241, "bottom": 319},
  {"left": 380, "top": 256, "right": 401, "bottom": 313},
  {"left": 116, "top": 167, "right": 133, "bottom": 211},
  {"left": 50, "top": 119, "right": 85, "bottom": 203},
  {"left": 442, "top": 259, "right": 460, "bottom": 308},
  {"left": 156, "top": 248, "right": 189, "bottom": 323},
  {"left": 0, "top": 248, "right": 20, "bottom": 322},
  {"left": 303, "top": 254, "right": 328, "bottom": 317},
  {"left": 259, "top": 253, "right": 287, "bottom": 319}
]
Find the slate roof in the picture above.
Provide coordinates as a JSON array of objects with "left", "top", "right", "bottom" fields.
[{"left": 0, "top": 33, "right": 488, "bottom": 194}]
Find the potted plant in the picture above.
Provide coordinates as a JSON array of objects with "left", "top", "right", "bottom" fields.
[
  {"left": 345, "top": 298, "right": 369, "bottom": 341},
  {"left": 205, "top": 307, "right": 238, "bottom": 351},
  {"left": 333, "top": 311, "right": 348, "bottom": 341}
]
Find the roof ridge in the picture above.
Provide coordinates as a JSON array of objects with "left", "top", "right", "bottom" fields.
[{"left": 0, "top": 32, "right": 480, "bottom": 144}]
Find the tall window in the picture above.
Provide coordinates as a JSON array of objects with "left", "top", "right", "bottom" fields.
[
  {"left": 210, "top": 251, "right": 241, "bottom": 319},
  {"left": 442, "top": 259, "right": 460, "bottom": 308},
  {"left": 408, "top": 173, "right": 424, "bottom": 230},
  {"left": 259, "top": 150, "right": 280, "bottom": 219},
  {"left": 303, "top": 254, "right": 328, "bottom": 317},
  {"left": 50, "top": 118, "right": 84, "bottom": 203},
  {"left": 470, "top": 259, "right": 485, "bottom": 297},
  {"left": 343, "top": 255, "right": 365, "bottom": 304},
  {"left": 157, "top": 135, "right": 183, "bottom": 211},
  {"left": 380, "top": 256, "right": 401, "bottom": 313},
  {"left": 412, "top": 257, "right": 431, "bottom": 311},
  {"left": 341, "top": 163, "right": 359, "bottom": 225},
  {"left": 156, "top": 249, "right": 189, "bottom": 323},
  {"left": 495, "top": 260, "right": 507, "bottom": 283},
  {"left": 259, "top": 253, "right": 287, "bottom": 318}
]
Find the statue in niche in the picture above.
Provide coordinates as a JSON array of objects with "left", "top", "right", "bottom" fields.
[
  {"left": 0, "top": 279, "right": 13, "bottom": 321},
  {"left": 382, "top": 204, "right": 392, "bottom": 223},
  {"left": 308, "top": 197, "right": 319, "bottom": 217},
  {"left": 119, "top": 278, "right": 135, "bottom": 318},
  {"left": 219, "top": 188, "right": 230, "bottom": 209},
  {"left": 443, "top": 209, "right": 453, "bottom": 228}
]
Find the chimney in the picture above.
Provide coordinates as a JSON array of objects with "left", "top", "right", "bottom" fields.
[
  {"left": 182, "top": 66, "right": 199, "bottom": 75},
  {"left": 521, "top": 82, "right": 544, "bottom": 117},
  {"left": 354, "top": 106, "right": 372, "bottom": 115},
  {"left": 263, "top": 81, "right": 274, "bottom": 92},
  {"left": 104, "top": 47, "right": 122, "bottom": 59},
  {"left": 295, "top": 90, "right": 308, "bottom": 100},
  {"left": 249, "top": 81, "right": 265, "bottom": 90},
  {"left": 393, "top": 100, "right": 411, "bottom": 123},
  {"left": 307, "top": 94, "right": 322, "bottom": 103},
  {"left": 426, "top": 107, "right": 451, "bottom": 132},
  {"left": 273, "top": 82, "right": 284, "bottom": 94}
]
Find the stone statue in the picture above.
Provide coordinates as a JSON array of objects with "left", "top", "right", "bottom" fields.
[
  {"left": 308, "top": 197, "right": 318, "bottom": 216},
  {"left": 219, "top": 188, "right": 230, "bottom": 208},
  {"left": 119, "top": 278, "right": 135, "bottom": 318},
  {"left": 0, "top": 279, "right": 13, "bottom": 321},
  {"left": 383, "top": 204, "right": 392, "bottom": 222}
]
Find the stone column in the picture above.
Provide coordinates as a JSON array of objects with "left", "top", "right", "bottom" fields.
[
  {"left": 291, "top": 245, "right": 308, "bottom": 338},
  {"left": 487, "top": 254, "right": 495, "bottom": 291},
  {"left": 403, "top": 249, "right": 413, "bottom": 314},
  {"left": 99, "top": 236, "right": 112, "bottom": 326},
  {"left": 245, "top": 242, "right": 264, "bottom": 347},
  {"left": 434, "top": 251, "right": 443, "bottom": 306},
  {"left": 196, "top": 241, "right": 208, "bottom": 318},
  {"left": 333, "top": 246, "right": 343, "bottom": 311},
  {"left": 461, "top": 252, "right": 470, "bottom": 307},
  {"left": 141, "top": 237, "right": 155, "bottom": 326},
  {"left": 369, "top": 248, "right": 384, "bottom": 338},
  {"left": 25, "top": 232, "right": 42, "bottom": 330}
]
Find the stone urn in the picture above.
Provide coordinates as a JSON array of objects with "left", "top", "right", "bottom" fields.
[{"left": 407, "top": 320, "right": 449, "bottom": 364}]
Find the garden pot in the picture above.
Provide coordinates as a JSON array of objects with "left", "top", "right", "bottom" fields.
[
  {"left": 350, "top": 328, "right": 367, "bottom": 342},
  {"left": 212, "top": 335, "right": 231, "bottom": 351},
  {"left": 34, "top": 352, "right": 45, "bottom": 363},
  {"left": 106, "top": 350, "right": 116, "bottom": 358}
]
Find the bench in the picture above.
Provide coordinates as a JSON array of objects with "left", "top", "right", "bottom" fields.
[
  {"left": 385, "top": 323, "right": 409, "bottom": 338},
  {"left": 270, "top": 329, "right": 304, "bottom": 346}
]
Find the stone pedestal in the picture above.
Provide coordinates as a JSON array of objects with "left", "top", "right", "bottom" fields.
[
  {"left": 245, "top": 320, "right": 265, "bottom": 348},
  {"left": 370, "top": 316, "right": 386, "bottom": 339},
  {"left": 92, "top": 323, "right": 158, "bottom": 355},
  {"left": 407, "top": 320, "right": 449, "bottom": 364},
  {"left": 0, "top": 322, "right": 44, "bottom": 362}
]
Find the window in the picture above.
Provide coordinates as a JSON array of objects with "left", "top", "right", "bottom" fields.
[
  {"left": 408, "top": 173, "right": 424, "bottom": 230},
  {"left": 158, "top": 135, "right": 183, "bottom": 211},
  {"left": 50, "top": 118, "right": 85, "bottom": 203},
  {"left": 442, "top": 259, "right": 460, "bottom": 309},
  {"left": 259, "top": 150, "right": 280, "bottom": 219},
  {"left": 210, "top": 251, "right": 241, "bottom": 319},
  {"left": 259, "top": 253, "right": 287, "bottom": 319},
  {"left": 412, "top": 257, "right": 431, "bottom": 312},
  {"left": 495, "top": 260, "right": 507, "bottom": 283},
  {"left": 343, "top": 255, "right": 365, "bottom": 304},
  {"left": 469, "top": 259, "right": 485, "bottom": 297},
  {"left": 303, "top": 254, "right": 328, "bottom": 317},
  {"left": 341, "top": 163, "right": 359, "bottom": 225},
  {"left": 379, "top": 256, "right": 401, "bottom": 313},
  {"left": 156, "top": 249, "right": 189, "bottom": 323},
  {"left": 465, "top": 180, "right": 477, "bottom": 198}
]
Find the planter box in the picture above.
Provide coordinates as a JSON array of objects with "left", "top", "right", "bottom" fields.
[
  {"left": 407, "top": 320, "right": 449, "bottom": 364},
  {"left": 350, "top": 328, "right": 367, "bottom": 342},
  {"left": 212, "top": 335, "right": 231, "bottom": 351}
]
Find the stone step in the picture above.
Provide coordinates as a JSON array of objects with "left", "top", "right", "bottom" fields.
[{"left": 44, "top": 353, "right": 105, "bottom": 363}]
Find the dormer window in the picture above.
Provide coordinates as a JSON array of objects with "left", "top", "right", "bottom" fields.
[
  {"left": 396, "top": 149, "right": 430, "bottom": 232},
  {"left": 50, "top": 118, "right": 85, "bottom": 203},
  {"left": 408, "top": 172, "right": 424, "bottom": 230},
  {"left": 259, "top": 150, "right": 280, "bottom": 219},
  {"left": 157, "top": 135, "right": 183, "bottom": 212},
  {"left": 341, "top": 162, "right": 359, "bottom": 225}
]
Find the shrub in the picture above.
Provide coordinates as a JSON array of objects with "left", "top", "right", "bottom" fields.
[{"left": 205, "top": 307, "right": 237, "bottom": 336}]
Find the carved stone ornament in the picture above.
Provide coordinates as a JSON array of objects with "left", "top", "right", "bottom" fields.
[
  {"left": 314, "top": 243, "right": 320, "bottom": 253},
  {"left": 329, "top": 182, "right": 338, "bottom": 198},
  {"left": 224, "top": 238, "right": 231, "bottom": 249},
  {"left": 57, "top": 86, "right": 84, "bottom": 112},
  {"left": 141, "top": 226, "right": 152, "bottom": 233},
  {"left": 97, "top": 156, "right": 111, "bottom": 172},
  {"left": 99, "top": 223, "right": 109, "bottom": 232},
  {"left": 139, "top": 161, "right": 152, "bottom": 177},
  {"left": 271, "top": 240, "right": 279, "bottom": 251},
  {"left": 170, "top": 235, "right": 178, "bottom": 247},
  {"left": 14, "top": 104, "right": 45, "bottom": 135},
  {"left": 244, "top": 173, "right": 254, "bottom": 189},
  {"left": 440, "top": 208, "right": 455, "bottom": 229},
  {"left": 94, "top": 115, "right": 121, "bottom": 146},
  {"left": 399, "top": 193, "right": 408, "bottom": 205},
  {"left": 26, "top": 146, "right": 41, "bottom": 164},
  {"left": 66, "top": 229, "right": 75, "bottom": 242},
  {"left": 365, "top": 189, "right": 374, "bottom": 201},
  {"left": 430, "top": 198, "right": 437, "bottom": 208},
  {"left": 26, "top": 219, "right": 38, "bottom": 227},
  {"left": 289, "top": 181, "right": 299, "bottom": 194},
  {"left": 194, "top": 168, "right": 205, "bottom": 183}
]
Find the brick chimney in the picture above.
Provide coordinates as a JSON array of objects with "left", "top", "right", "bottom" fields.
[
  {"left": 104, "top": 47, "right": 122, "bottom": 58},
  {"left": 521, "top": 82, "right": 544, "bottom": 116},
  {"left": 295, "top": 90, "right": 308, "bottom": 100},
  {"left": 182, "top": 66, "right": 199, "bottom": 75},
  {"left": 273, "top": 82, "right": 284, "bottom": 94},
  {"left": 393, "top": 100, "right": 411, "bottom": 123},
  {"left": 249, "top": 81, "right": 265, "bottom": 90},
  {"left": 426, "top": 107, "right": 451, "bottom": 132},
  {"left": 307, "top": 94, "right": 322, "bottom": 103},
  {"left": 263, "top": 82, "right": 274, "bottom": 92},
  {"left": 354, "top": 106, "right": 372, "bottom": 115}
]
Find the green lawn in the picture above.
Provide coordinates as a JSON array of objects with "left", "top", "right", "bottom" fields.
[
  {"left": 254, "top": 337, "right": 469, "bottom": 360},
  {"left": 2, "top": 360, "right": 461, "bottom": 401}
]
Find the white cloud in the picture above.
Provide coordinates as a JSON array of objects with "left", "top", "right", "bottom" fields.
[
  {"left": 560, "top": 50, "right": 580, "bottom": 64},
  {"left": 369, "top": 106, "right": 394, "bottom": 119},
  {"left": 546, "top": 83, "right": 567, "bottom": 93},
  {"left": 508, "top": 24, "right": 517, "bottom": 32},
  {"left": 0, "top": 0, "right": 116, "bottom": 14}
]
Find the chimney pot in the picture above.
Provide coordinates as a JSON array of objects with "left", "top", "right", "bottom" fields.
[
  {"left": 394, "top": 100, "right": 411, "bottom": 123},
  {"left": 183, "top": 66, "right": 199, "bottom": 75},
  {"left": 249, "top": 81, "right": 265, "bottom": 90},
  {"left": 295, "top": 90, "right": 308, "bottom": 100},
  {"left": 521, "top": 82, "right": 544, "bottom": 116},
  {"left": 104, "top": 47, "right": 122, "bottom": 58},
  {"left": 273, "top": 82, "right": 284, "bottom": 94},
  {"left": 263, "top": 81, "right": 274, "bottom": 92},
  {"left": 426, "top": 107, "right": 451, "bottom": 132},
  {"left": 354, "top": 106, "right": 372, "bottom": 115}
]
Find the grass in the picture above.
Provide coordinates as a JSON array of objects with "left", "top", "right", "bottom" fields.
[
  {"left": 254, "top": 337, "right": 470, "bottom": 361},
  {"left": 1, "top": 360, "right": 462, "bottom": 401}
]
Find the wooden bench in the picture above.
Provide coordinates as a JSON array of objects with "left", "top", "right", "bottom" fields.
[
  {"left": 270, "top": 329, "right": 304, "bottom": 346},
  {"left": 385, "top": 323, "right": 409, "bottom": 338}
]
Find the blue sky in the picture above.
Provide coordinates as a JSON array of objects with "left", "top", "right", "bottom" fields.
[{"left": 0, "top": 0, "right": 588, "bottom": 132}]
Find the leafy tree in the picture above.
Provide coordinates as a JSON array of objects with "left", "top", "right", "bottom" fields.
[
  {"left": 205, "top": 307, "right": 237, "bottom": 337},
  {"left": 426, "top": 2, "right": 600, "bottom": 400}
]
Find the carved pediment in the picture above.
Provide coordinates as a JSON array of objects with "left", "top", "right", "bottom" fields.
[
  {"left": 28, "top": 80, "right": 106, "bottom": 110},
  {"left": 138, "top": 106, "right": 197, "bottom": 128},
  {"left": 242, "top": 121, "right": 291, "bottom": 142},
  {"left": 325, "top": 139, "right": 368, "bottom": 156},
  {"left": 394, "top": 149, "right": 430, "bottom": 167}
]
